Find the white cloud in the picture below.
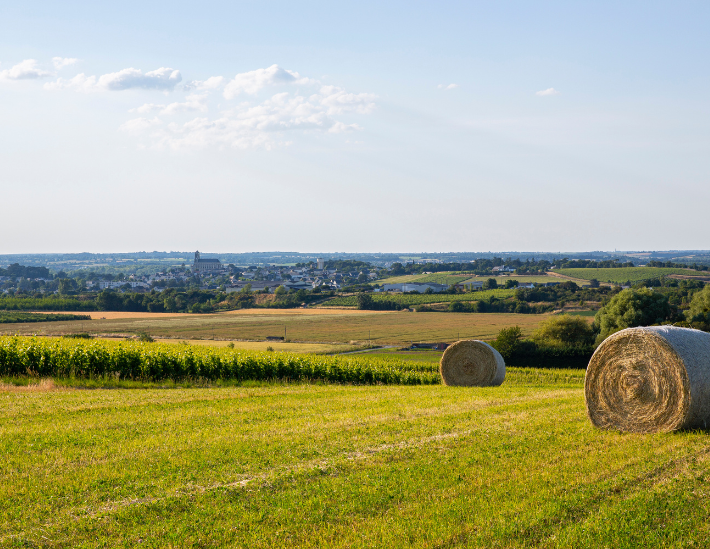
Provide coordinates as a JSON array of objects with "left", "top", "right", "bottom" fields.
[
  {"left": 223, "top": 64, "right": 312, "bottom": 98},
  {"left": 126, "top": 85, "right": 375, "bottom": 150},
  {"left": 45, "top": 67, "right": 182, "bottom": 92},
  {"left": 536, "top": 87, "right": 560, "bottom": 96},
  {"left": 131, "top": 94, "right": 208, "bottom": 115},
  {"left": 438, "top": 83, "right": 459, "bottom": 90},
  {"left": 313, "top": 86, "right": 376, "bottom": 115},
  {"left": 184, "top": 76, "right": 224, "bottom": 91},
  {"left": 0, "top": 59, "right": 52, "bottom": 80},
  {"left": 52, "top": 57, "right": 78, "bottom": 70},
  {"left": 119, "top": 117, "right": 162, "bottom": 134}
]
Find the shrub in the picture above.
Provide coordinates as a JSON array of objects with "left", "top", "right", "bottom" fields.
[{"left": 532, "top": 314, "right": 595, "bottom": 348}]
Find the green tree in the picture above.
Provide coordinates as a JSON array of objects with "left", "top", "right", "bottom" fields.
[
  {"left": 686, "top": 285, "right": 710, "bottom": 331},
  {"left": 589, "top": 279, "right": 600, "bottom": 288},
  {"left": 594, "top": 288, "right": 672, "bottom": 345},
  {"left": 483, "top": 278, "right": 498, "bottom": 290},
  {"left": 493, "top": 326, "right": 523, "bottom": 356},
  {"left": 504, "top": 279, "right": 519, "bottom": 289},
  {"left": 533, "top": 314, "right": 595, "bottom": 347},
  {"left": 57, "top": 278, "right": 73, "bottom": 295},
  {"left": 356, "top": 293, "right": 373, "bottom": 310},
  {"left": 274, "top": 285, "right": 287, "bottom": 297}
]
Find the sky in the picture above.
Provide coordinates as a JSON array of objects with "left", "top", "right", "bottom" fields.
[{"left": 1, "top": 1, "right": 709, "bottom": 254}]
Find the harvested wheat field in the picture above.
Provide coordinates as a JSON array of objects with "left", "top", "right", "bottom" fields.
[
  {"left": 2, "top": 370, "right": 710, "bottom": 547},
  {"left": 2, "top": 310, "right": 549, "bottom": 345}
]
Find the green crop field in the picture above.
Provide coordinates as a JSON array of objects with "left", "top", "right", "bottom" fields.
[
  {"left": 0, "top": 336, "right": 439, "bottom": 385},
  {"left": 555, "top": 267, "right": 708, "bottom": 284},
  {"left": 3, "top": 370, "right": 710, "bottom": 547},
  {"left": 377, "top": 272, "right": 473, "bottom": 285},
  {"left": 323, "top": 289, "right": 516, "bottom": 307},
  {"left": 0, "top": 312, "right": 91, "bottom": 324},
  {"left": 0, "top": 310, "right": 548, "bottom": 345}
]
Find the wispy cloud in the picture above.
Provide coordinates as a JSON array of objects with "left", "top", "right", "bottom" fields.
[
  {"left": 131, "top": 94, "right": 208, "bottom": 115},
  {"left": 123, "top": 84, "right": 377, "bottom": 150},
  {"left": 184, "top": 76, "right": 224, "bottom": 91},
  {"left": 438, "top": 83, "right": 459, "bottom": 90},
  {"left": 52, "top": 57, "right": 78, "bottom": 70},
  {"left": 0, "top": 59, "right": 52, "bottom": 80},
  {"left": 45, "top": 67, "right": 182, "bottom": 92},
  {"left": 223, "top": 64, "right": 313, "bottom": 98},
  {"left": 536, "top": 87, "right": 560, "bottom": 96}
]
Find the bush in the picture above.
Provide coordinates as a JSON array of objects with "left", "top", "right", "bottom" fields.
[
  {"left": 533, "top": 314, "right": 595, "bottom": 348},
  {"left": 491, "top": 326, "right": 592, "bottom": 369}
]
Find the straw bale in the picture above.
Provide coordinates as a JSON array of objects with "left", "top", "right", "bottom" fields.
[
  {"left": 585, "top": 326, "right": 710, "bottom": 433},
  {"left": 439, "top": 340, "right": 505, "bottom": 387}
]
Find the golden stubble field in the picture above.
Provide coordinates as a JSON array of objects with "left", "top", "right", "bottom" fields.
[{"left": 4, "top": 309, "right": 551, "bottom": 345}]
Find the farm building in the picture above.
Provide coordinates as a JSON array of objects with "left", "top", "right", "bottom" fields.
[
  {"left": 383, "top": 282, "right": 448, "bottom": 293},
  {"left": 193, "top": 251, "right": 222, "bottom": 272}
]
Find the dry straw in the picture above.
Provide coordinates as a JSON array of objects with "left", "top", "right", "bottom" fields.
[
  {"left": 585, "top": 326, "right": 710, "bottom": 433},
  {"left": 439, "top": 340, "right": 505, "bottom": 387}
]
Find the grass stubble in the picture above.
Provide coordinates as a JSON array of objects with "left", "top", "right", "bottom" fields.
[{"left": 1, "top": 367, "right": 710, "bottom": 547}]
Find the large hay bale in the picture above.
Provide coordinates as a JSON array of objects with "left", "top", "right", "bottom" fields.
[
  {"left": 585, "top": 326, "right": 710, "bottom": 433},
  {"left": 439, "top": 340, "right": 505, "bottom": 387}
]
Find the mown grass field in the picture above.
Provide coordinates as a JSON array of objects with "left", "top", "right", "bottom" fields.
[
  {"left": 555, "top": 267, "right": 708, "bottom": 284},
  {"left": 0, "top": 310, "right": 548, "bottom": 344},
  {"left": 3, "top": 372, "right": 710, "bottom": 547},
  {"left": 323, "top": 289, "right": 516, "bottom": 308},
  {"left": 378, "top": 273, "right": 564, "bottom": 286}
]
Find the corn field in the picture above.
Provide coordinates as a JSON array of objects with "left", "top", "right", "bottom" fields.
[{"left": 0, "top": 336, "right": 440, "bottom": 385}]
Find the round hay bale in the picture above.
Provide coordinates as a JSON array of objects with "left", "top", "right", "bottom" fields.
[
  {"left": 439, "top": 340, "right": 505, "bottom": 387},
  {"left": 585, "top": 326, "right": 710, "bottom": 433}
]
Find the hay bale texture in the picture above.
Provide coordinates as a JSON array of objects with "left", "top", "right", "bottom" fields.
[
  {"left": 440, "top": 340, "right": 505, "bottom": 387},
  {"left": 585, "top": 326, "right": 710, "bottom": 433}
]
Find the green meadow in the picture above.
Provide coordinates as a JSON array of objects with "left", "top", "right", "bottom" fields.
[
  {"left": 555, "top": 267, "right": 708, "bottom": 284},
  {"left": 3, "top": 369, "right": 710, "bottom": 548}
]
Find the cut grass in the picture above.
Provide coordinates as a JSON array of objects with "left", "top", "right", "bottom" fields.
[
  {"left": 322, "top": 289, "right": 516, "bottom": 307},
  {"left": 0, "top": 310, "right": 549, "bottom": 344},
  {"left": 556, "top": 267, "right": 709, "bottom": 284},
  {"left": 2, "top": 372, "right": 710, "bottom": 547}
]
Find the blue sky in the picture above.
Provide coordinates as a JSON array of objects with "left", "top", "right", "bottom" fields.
[{"left": 2, "top": 1, "right": 709, "bottom": 253}]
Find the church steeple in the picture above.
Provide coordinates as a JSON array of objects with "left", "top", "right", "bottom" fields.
[{"left": 194, "top": 251, "right": 200, "bottom": 264}]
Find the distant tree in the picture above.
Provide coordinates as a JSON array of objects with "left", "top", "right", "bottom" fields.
[
  {"left": 241, "top": 283, "right": 252, "bottom": 294},
  {"left": 588, "top": 279, "right": 600, "bottom": 288},
  {"left": 356, "top": 293, "right": 373, "bottom": 310},
  {"left": 274, "top": 285, "right": 287, "bottom": 296},
  {"left": 57, "top": 278, "right": 73, "bottom": 295},
  {"left": 391, "top": 263, "right": 405, "bottom": 275},
  {"left": 483, "top": 278, "right": 498, "bottom": 290},
  {"left": 504, "top": 279, "right": 519, "bottom": 289}
]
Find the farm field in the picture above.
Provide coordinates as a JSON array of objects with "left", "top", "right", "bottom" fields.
[
  {"left": 3, "top": 376, "right": 710, "bottom": 547},
  {"left": 555, "top": 267, "right": 708, "bottom": 284},
  {"left": 322, "top": 289, "right": 516, "bottom": 308},
  {"left": 148, "top": 339, "right": 358, "bottom": 354},
  {"left": 377, "top": 272, "right": 472, "bottom": 285},
  {"left": 0, "top": 310, "right": 548, "bottom": 344}
]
